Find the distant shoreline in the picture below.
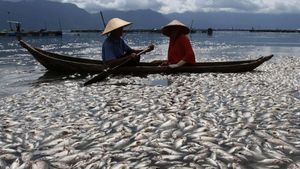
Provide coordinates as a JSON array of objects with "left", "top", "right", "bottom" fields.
[{"left": 70, "top": 28, "right": 300, "bottom": 33}]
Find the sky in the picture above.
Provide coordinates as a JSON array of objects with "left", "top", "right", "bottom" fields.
[{"left": 4, "top": 0, "right": 300, "bottom": 14}]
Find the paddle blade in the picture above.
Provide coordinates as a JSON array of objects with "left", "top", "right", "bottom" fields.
[{"left": 84, "top": 70, "right": 110, "bottom": 86}]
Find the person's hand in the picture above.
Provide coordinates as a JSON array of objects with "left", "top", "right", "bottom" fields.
[
  {"left": 168, "top": 60, "right": 186, "bottom": 68},
  {"left": 159, "top": 60, "right": 168, "bottom": 66},
  {"left": 168, "top": 64, "right": 179, "bottom": 68},
  {"left": 148, "top": 44, "right": 155, "bottom": 51},
  {"left": 130, "top": 53, "right": 137, "bottom": 59}
]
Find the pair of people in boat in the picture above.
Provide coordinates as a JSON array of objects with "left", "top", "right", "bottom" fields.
[{"left": 102, "top": 18, "right": 196, "bottom": 68}]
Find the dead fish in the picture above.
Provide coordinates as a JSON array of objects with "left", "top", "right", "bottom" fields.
[
  {"left": 160, "top": 147, "right": 182, "bottom": 155},
  {"left": 18, "top": 162, "right": 32, "bottom": 169},
  {"left": 101, "top": 121, "right": 112, "bottom": 130},
  {"left": 114, "top": 137, "right": 134, "bottom": 150},
  {"left": 274, "top": 145, "right": 300, "bottom": 155},
  {"left": 132, "top": 159, "right": 151, "bottom": 168},
  {"left": 159, "top": 128, "right": 175, "bottom": 139},
  {"left": 257, "top": 158, "right": 284, "bottom": 165},
  {"left": 189, "top": 162, "right": 204, "bottom": 169},
  {"left": 172, "top": 129, "right": 183, "bottom": 139},
  {"left": 131, "top": 145, "right": 157, "bottom": 153},
  {"left": 85, "top": 161, "right": 106, "bottom": 169},
  {"left": 234, "top": 152, "right": 249, "bottom": 162},
  {"left": 160, "top": 120, "right": 177, "bottom": 129},
  {"left": 41, "top": 138, "right": 65, "bottom": 147},
  {"left": 234, "top": 128, "right": 252, "bottom": 137},
  {"left": 58, "top": 152, "right": 91, "bottom": 164},
  {"left": 150, "top": 140, "right": 173, "bottom": 149},
  {"left": 182, "top": 124, "right": 197, "bottom": 132},
  {"left": 287, "top": 161, "right": 300, "bottom": 169},
  {"left": 160, "top": 154, "right": 183, "bottom": 161},
  {"left": 267, "top": 138, "right": 292, "bottom": 147},
  {"left": 111, "top": 152, "right": 139, "bottom": 161},
  {"left": 247, "top": 134, "right": 264, "bottom": 146},
  {"left": 228, "top": 146, "right": 243, "bottom": 154},
  {"left": 0, "top": 147, "right": 17, "bottom": 154},
  {"left": 33, "top": 145, "right": 65, "bottom": 157},
  {"left": 216, "top": 160, "right": 228, "bottom": 169},
  {"left": 188, "top": 132, "right": 211, "bottom": 142},
  {"left": 0, "top": 153, "right": 18, "bottom": 161},
  {"left": 193, "top": 152, "right": 209, "bottom": 162},
  {"left": 9, "top": 158, "right": 21, "bottom": 169},
  {"left": 240, "top": 147, "right": 267, "bottom": 160},
  {"left": 200, "top": 141, "right": 222, "bottom": 149},
  {"left": 264, "top": 149, "right": 292, "bottom": 162},
  {"left": 178, "top": 121, "right": 186, "bottom": 129},
  {"left": 199, "top": 136, "right": 220, "bottom": 142},
  {"left": 0, "top": 159, "right": 8, "bottom": 168},
  {"left": 231, "top": 162, "right": 248, "bottom": 169},
  {"left": 50, "top": 161, "right": 70, "bottom": 168},
  {"left": 183, "top": 154, "right": 196, "bottom": 161},
  {"left": 110, "top": 162, "right": 130, "bottom": 169},
  {"left": 32, "top": 160, "right": 49, "bottom": 169},
  {"left": 206, "top": 157, "right": 218, "bottom": 167},
  {"left": 21, "top": 152, "right": 33, "bottom": 163},
  {"left": 154, "top": 160, "right": 181, "bottom": 166},
  {"left": 174, "top": 137, "right": 186, "bottom": 149},
  {"left": 53, "top": 149, "right": 79, "bottom": 159},
  {"left": 213, "top": 148, "right": 240, "bottom": 162}
]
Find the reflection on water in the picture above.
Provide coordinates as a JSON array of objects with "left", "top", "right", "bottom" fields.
[{"left": 1, "top": 31, "right": 300, "bottom": 98}]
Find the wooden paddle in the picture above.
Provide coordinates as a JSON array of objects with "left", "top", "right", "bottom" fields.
[{"left": 84, "top": 46, "right": 153, "bottom": 86}]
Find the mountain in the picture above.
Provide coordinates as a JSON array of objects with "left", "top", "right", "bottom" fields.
[
  {"left": 0, "top": 0, "right": 97, "bottom": 30},
  {"left": 1, "top": 0, "right": 300, "bottom": 31},
  {"left": 167, "top": 12, "right": 300, "bottom": 29},
  {"left": 0, "top": 0, "right": 169, "bottom": 31},
  {"left": 93, "top": 9, "right": 169, "bottom": 29}
]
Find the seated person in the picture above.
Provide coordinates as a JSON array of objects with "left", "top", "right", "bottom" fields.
[
  {"left": 153, "top": 20, "right": 196, "bottom": 68},
  {"left": 102, "top": 18, "right": 153, "bottom": 67}
]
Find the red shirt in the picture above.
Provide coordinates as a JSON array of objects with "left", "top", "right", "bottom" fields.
[{"left": 168, "top": 34, "right": 196, "bottom": 65}]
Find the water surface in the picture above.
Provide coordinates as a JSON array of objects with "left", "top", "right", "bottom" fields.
[{"left": 0, "top": 31, "right": 300, "bottom": 98}]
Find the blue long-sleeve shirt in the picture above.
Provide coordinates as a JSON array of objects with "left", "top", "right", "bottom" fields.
[{"left": 102, "top": 36, "right": 131, "bottom": 62}]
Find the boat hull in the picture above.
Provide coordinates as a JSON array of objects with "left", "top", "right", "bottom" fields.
[{"left": 19, "top": 40, "right": 273, "bottom": 75}]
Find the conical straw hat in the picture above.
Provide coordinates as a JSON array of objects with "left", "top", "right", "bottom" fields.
[
  {"left": 102, "top": 18, "right": 132, "bottom": 35},
  {"left": 161, "top": 20, "right": 190, "bottom": 37}
]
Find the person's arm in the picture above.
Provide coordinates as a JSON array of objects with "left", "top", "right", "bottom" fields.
[
  {"left": 130, "top": 49, "right": 143, "bottom": 54},
  {"left": 106, "top": 45, "right": 154, "bottom": 67},
  {"left": 130, "top": 44, "right": 154, "bottom": 54},
  {"left": 168, "top": 60, "right": 186, "bottom": 68},
  {"left": 105, "top": 54, "right": 136, "bottom": 67}
]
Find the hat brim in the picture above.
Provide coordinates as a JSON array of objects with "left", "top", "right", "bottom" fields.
[
  {"left": 102, "top": 22, "right": 132, "bottom": 35},
  {"left": 162, "top": 25, "right": 190, "bottom": 37}
]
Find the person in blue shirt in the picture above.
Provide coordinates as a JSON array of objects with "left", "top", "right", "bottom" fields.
[{"left": 101, "top": 18, "right": 154, "bottom": 67}]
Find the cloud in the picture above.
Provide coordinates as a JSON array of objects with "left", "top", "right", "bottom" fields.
[
  {"left": 47, "top": 0, "right": 162, "bottom": 13},
  {"left": 254, "top": 0, "right": 300, "bottom": 13},
  {"left": 64, "top": 0, "right": 300, "bottom": 14},
  {"left": 3, "top": 0, "right": 300, "bottom": 14}
]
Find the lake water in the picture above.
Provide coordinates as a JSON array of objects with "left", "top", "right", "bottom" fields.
[
  {"left": 0, "top": 31, "right": 299, "bottom": 98},
  {"left": 0, "top": 31, "right": 300, "bottom": 168}
]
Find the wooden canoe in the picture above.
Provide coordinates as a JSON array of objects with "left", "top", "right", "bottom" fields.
[{"left": 19, "top": 40, "right": 273, "bottom": 74}]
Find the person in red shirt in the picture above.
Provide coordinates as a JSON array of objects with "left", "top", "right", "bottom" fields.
[{"left": 160, "top": 20, "right": 196, "bottom": 68}]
